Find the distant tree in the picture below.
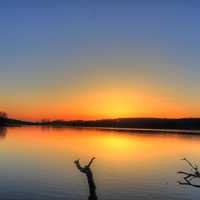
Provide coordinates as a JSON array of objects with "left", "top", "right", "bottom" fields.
[
  {"left": 0, "top": 112, "right": 7, "bottom": 119},
  {"left": 41, "top": 119, "right": 50, "bottom": 124},
  {"left": 0, "top": 112, "right": 8, "bottom": 126}
]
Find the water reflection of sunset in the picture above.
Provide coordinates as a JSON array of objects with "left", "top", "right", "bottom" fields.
[
  {"left": 4, "top": 127, "right": 200, "bottom": 166},
  {"left": 1, "top": 127, "right": 200, "bottom": 200}
]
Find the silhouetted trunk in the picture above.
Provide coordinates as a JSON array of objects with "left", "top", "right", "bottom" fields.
[{"left": 74, "top": 157, "right": 98, "bottom": 200}]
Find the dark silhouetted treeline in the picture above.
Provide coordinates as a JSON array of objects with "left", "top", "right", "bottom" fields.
[
  {"left": 0, "top": 112, "right": 34, "bottom": 127},
  {"left": 1, "top": 112, "right": 200, "bottom": 132},
  {"left": 0, "top": 118, "right": 34, "bottom": 126},
  {"left": 41, "top": 118, "right": 200, "bottom": 131}
]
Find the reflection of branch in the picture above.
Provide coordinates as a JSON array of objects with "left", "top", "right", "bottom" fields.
[
  {"left": 0, "top": 127, "right": 6, "bottom": 138},
  {"left": 178, "top": 158, "right": 200, "bottom": 188},
  {"left": 74, "top": 157, "right": 98, "bottom": 200}
]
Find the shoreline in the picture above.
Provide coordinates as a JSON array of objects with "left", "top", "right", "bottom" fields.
[{"left": 6, "top": 124, "right": 200, "bottom": 135}]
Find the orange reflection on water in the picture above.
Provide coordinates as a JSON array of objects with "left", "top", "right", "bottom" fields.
[
  {"left": 1, "top": 126, "right": 200, "bottom": 200},
  {"left": 3, "top": 127, "right": 200, "bottom": 167}
]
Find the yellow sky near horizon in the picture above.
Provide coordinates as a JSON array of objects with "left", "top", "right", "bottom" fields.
[{"left": 3, "top": 85, "right": 197, "bottom": 121}]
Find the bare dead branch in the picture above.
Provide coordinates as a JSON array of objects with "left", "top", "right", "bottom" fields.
[
  {"left": 182, "top": 158, "right": 198, "bottom": 172},
  {"left": 178, "top": 171, "right": 197, "bottom": 178},
  {"left": 74, "top": 159, "right": 86, "bottom": 173},
  {"left": 178, "top": 180, "right": 200, "bottom": 188},
  {"left": 87, "top": 157, "right": 96, "bottom": 168},
  {"left": 178, "top": 158, "right": 200, "bottom": 188},
  {"left": 74, "top": 158, "right": 98, "bottom": 200}
]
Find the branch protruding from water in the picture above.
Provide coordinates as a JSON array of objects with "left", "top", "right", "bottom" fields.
[
  {"left": 178, "top": 158, "right": 200, "bottom": 188},
  {"left": 74, "top": 157, "right": 98, "bottom": 200}
]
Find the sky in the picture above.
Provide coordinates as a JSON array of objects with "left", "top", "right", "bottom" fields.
[{"left": 0, "top": 1, "right": 200, "bottom": 121}]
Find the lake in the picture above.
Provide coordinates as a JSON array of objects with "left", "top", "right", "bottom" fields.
[{"left": 0, "top": 126, "right": 200, "bottom": 200}]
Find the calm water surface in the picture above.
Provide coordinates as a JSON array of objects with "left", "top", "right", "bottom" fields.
[{"left": 0, "top": 127, "right": 200, "bottom": 200}]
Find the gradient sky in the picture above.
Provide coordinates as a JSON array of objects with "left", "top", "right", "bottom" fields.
[{"left": 0, "top": 1, "right": 200, "bottom": 121}]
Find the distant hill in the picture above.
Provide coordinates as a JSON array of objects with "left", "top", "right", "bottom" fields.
[
  {"left": 0, "top": 117, "right": 34, "bottom": 126},
  {"left": 1, "top": 117, "right": 200, "bottom": 131},
  {"left": 44, "top": 118, "right": 200, "bottom": 131}
]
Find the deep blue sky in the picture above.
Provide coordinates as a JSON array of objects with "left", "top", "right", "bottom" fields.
[{"left": 0, "top": 1, "right": 200, "bottom": 120}]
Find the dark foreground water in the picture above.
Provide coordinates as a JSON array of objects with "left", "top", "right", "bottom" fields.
[{"left": 0, "top": 127, "right": 200, "bottom": 200}]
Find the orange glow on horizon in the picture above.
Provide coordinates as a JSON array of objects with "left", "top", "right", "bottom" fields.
[{"left": 7, "top": 87, "right": 199, "bottom": 121}]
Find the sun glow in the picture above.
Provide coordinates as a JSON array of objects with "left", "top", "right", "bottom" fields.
[
  {"left": 8, "top": 86, "right": 196, "bottom": 121},
  {"left": 60, "top": 87, "right": 148, "bottom": 120}
]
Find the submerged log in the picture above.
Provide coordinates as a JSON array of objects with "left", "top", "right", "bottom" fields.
[{"left": 74, "top": 157, "right": 98, "bottom": 200}]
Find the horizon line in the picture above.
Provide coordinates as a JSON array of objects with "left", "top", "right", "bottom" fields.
[{"left": 9, "top": 116, "right": 200, "bottom": 123}]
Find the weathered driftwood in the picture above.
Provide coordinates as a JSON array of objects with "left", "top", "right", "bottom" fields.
[
  {"left": 178, "top": 158, "right": 200, "bottom": 188},
  {"left": 74, "top": 157, "right": 98, "bottom": 200}
]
